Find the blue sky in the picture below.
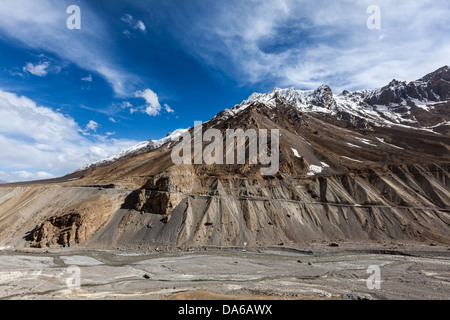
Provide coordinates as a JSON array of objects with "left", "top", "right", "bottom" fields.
[{"left": 0, "top": 0, "right": 449, "bottom": 181}]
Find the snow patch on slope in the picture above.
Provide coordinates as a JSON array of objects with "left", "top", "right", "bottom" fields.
[
  {"left": 346, "top": 143, "right": 362, "bottom": 149},
  {"left": 341, "top": 156, "right": 363, "bottom": 163},
  {"left": 354, "top": 136, "right": 377, "bottom": 147},
  {"left": 291, "top": 148, "right": 302, "bottom": 158},
  {"left": 307, "top": 165, "right": 323, "bottom": 176},
  {"left": 307, "top": 162, "right": 329, "bottom": 176}
]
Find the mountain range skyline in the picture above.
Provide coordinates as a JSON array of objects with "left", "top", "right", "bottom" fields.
[
  {"left": 74, "top": 65, "right": 450, "bottom": 175},
  {"left": 1, "top": 0, "right": 450, "bottom": 182}
]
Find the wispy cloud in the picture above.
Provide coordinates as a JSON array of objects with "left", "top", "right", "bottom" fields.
[
  {"left": 0, "top": 0, "right": 145, "bottom": 97},
  {"left": 23, "top": 61, "right": 50, "bottom": 77},
  {"left": 152, "top": 0, "right": 450, "bottom": 91},
  {"left": 81, "top": 74, "right": 93, "bottom": 82},
  {"left": 164, "top": 103, "right": 175, "bottom": 113},
  {"left": 121, "top": 13, "right": 146, "bottom": 35}
]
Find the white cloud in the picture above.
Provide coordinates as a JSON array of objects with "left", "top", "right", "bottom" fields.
[
  {"left": 23, "top": 61, "right": 49, "bottom": 77},
  {"left": 135, "top": 89, "right": 162, "bottom": 116},
  {"left": 85, "top": 120, "right": 99, "bottom": 132},
  {"left": 120, "top": 101, "right": 133, "bottom": 109},
  {"left": 164, "top": 103, "right": 175, "bottom": 113},
  {"left": 0, "top": 170, "right": 55, "bottom": 182},
  {"left": 0, "top": 89, "right": 139, "bottom": 181},
  {"left": 136, "top": 20, "right": 146, "bottom": 32},
  {"left": 108, "top": 117, "right": 116, "bottom": 123},
  {"left": 81, "top": 74, "right": 93, "bottom": 82},
  {"left": 121, "top": 13, "right": 146, "bottom": 33},
  {"left": 118, "top": 101, "right": 142, "bottom": 114},
  {"left": 35, "top": 171, "right": 56, "bottom": 179}
]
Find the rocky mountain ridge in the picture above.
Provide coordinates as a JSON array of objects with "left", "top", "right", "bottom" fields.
[
  {"left": 81, "top": 66, "right": 449, "bottom": 173},
  {"left": 0, "top": 67, "right": 449, "bottom": 250}
]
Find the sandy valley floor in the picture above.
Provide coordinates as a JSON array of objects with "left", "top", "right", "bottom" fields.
[{"left": 0, "top": 243, "right": 449, "bottom": 300}]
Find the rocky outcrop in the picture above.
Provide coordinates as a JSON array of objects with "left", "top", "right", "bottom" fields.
[
  {"left": 312, "top": 85, "right": 335, "bottom": 108},
  {"left": 29, "top": 194, "right": 121, "bottom": 248},
  {"left": 365, "top": 66, "right": 450, "bottom": 105},
  {"left": 122, "top": 169, "right": 194, "bottom": 216}
]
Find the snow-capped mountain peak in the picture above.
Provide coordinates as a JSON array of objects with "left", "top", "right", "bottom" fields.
[
  {"left": 77, "top": 128, "right": 189, "bottom": 171},
  {"left": 77, "top": 66, "right": 450, "bottom": 172},
  {"left": 215, "top": 66, "right": 450, "bottom": 132}
]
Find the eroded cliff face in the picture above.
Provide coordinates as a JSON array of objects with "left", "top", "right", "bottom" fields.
[
  {"left": 29, "top": 194, "right": 121, "bottom": 248},
  {"left": 81, "top": 163, "right": 448, "bottom": 249},
  {"left": 0, "top": 186, "right": 128, "bottom": 249},
  {"left": 0, "top": 162, "right": 448, "bottom": 250}
]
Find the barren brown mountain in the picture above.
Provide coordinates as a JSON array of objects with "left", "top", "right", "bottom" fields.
[{"left": 0, "top": 67, "right": 449, "bottom": 250}]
